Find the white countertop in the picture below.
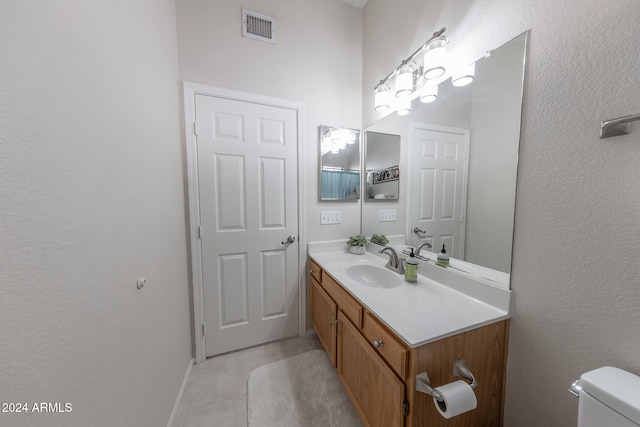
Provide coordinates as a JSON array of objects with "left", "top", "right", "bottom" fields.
[{"left": 309, "top": 243, "right": 511, "bottom": 348}]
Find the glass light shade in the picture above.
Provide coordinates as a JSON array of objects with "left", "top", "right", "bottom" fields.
[
  {"left": 374, "top": 83, "right": 390, "bottom": 112},
  {"left": 419, "top": 85, "right": 438, "bottom": 103},
  {"left": 396, "top": 98, "right": 411, "bottom": 116},
  {"left": 452, "top": 63, "right": 475, "bottom": 87},
  {"left": 423, "top": 38, "right": 447, "bottom": 79},
  {"left": 331, "top": 128, "right": 347, "bottom": 140},
  {"left": 395, "top": 61, "right": 416, "bottom": 98}
]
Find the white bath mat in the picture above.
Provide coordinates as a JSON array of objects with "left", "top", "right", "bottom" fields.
[{"left": 247, "top": 350, "right": 362, "bottom": 427}]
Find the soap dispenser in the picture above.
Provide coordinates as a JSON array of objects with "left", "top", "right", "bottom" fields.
[
  {"left": 436, "top": 244, "right": 450, "bottom": 267},
  {"left": 404, "top": 248, "right": 418, "bottom": 283}
]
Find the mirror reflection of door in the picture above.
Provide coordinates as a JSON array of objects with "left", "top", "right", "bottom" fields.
[
  {"left": 409, "top": 124, "right": 469, "bottom": 260},
  {"left": 364, "top": 131, "right": 400, "bottom": 200},
  {"left": 319, "top": 126, "right": 361, "bottom": 200}
]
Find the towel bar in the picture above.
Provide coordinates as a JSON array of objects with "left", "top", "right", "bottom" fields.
[{"left": 600, "top": 113, "right": 640, "bottom": 138}]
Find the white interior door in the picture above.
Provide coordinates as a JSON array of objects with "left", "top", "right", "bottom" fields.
[
  {"left": 195, "top": 94, "right": 299, "bottom": 357},
  {"left": 409, "top": 124, "right": 469, "bottom": 259}
]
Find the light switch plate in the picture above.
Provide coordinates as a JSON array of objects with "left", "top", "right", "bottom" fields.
[
  {"left": 379, "top": 209, "right": 396, "bottom": 222},
  {"left": 321, "top": 211, "right": 342, "bottom": 224}
]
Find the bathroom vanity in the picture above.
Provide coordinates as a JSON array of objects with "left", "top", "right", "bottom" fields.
[{"left": 309, "top": 246, "right": 511, "bottom": 427}]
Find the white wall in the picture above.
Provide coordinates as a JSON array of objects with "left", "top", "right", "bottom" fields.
[
  {"left": 0, "top": 1, "right": 192, "bottom": 426},
  {"left": 176, "top": 0, "right": 363, "bottom": 243},
  {"left": 364, "top": 0, "right": 640, "bottom": 426}
]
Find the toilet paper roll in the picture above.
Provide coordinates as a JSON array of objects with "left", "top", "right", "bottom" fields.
[{"left": 432, "top": 380, "right": 477, "bottom": 419}]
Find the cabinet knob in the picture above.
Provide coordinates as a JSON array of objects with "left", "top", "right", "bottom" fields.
[{"left": 373, "top": 339, "right": 384, "bottom": 348}]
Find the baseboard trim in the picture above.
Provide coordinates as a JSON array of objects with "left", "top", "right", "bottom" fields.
[{"left": 167, "top": 358, "right": 194, "bottom": 427}]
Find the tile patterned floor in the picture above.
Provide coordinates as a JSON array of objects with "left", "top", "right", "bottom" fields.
[{"left": 173, "top": 335, "right": 323, "bottom": 427}]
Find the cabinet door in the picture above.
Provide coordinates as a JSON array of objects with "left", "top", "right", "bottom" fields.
[
  {"left": 338, "top": 312, "right": 405, "bottom": 427},
  {"left": 310, "top": 276, "right": 337, "bottom": 366},
  {"left": 362, "top": 311, "right": 409, "bottom": 380}
]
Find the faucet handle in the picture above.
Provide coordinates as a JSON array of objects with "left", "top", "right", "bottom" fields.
[{"left": 378, "top": 246, "right": 404, "bottom": 274}]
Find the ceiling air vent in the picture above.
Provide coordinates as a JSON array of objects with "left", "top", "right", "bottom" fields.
[{"left": 242, "top": 8, "right": 276, "bottom": 44}]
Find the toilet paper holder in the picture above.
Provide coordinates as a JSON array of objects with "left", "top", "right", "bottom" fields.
[{"left": 415, "top": 359, "right": 478, "bottom": 402}]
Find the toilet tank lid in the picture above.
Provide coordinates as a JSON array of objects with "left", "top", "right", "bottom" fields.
[{"left": 580, "top": 366, "right": 640, "bottom": 424}]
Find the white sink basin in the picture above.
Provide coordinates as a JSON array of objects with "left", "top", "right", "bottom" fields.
[{"left": 345, "top": 264, "right": 403, "bottom": 289}]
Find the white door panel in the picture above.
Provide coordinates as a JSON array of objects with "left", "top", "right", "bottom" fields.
[
  {"left": 195, "top": 94, "right": 299, "bottom": 357},
  {"left": 410, "top": 125, "right": 469, "bottom": 259}
]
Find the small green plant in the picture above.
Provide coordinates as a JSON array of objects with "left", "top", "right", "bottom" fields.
[
  {"left": 370, "top": 234, "right": 389, "bottom": 245},
  {"left": 346, "top": 234, "right": 368, "bottom": 247}
]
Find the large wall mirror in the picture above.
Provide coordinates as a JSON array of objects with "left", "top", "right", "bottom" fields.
[
  {"left": 364, "top": 131, "right": 400, "bottom": 200},
  {"left": 319, "top": 125, "right": 361, "bottom": 200},
  {"left": 361, "top": 32, "right": 528, "bottom": 289}
]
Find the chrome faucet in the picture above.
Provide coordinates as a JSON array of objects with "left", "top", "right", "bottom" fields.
[
  {"left": 379, "top": 246, "right": 405, "bottom": 274},
  {"left": 416, "top": 242, "right": 432, "bottom": 258}
]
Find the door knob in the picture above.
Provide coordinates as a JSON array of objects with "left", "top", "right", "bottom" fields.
[
  {"left": 413, "top": 227, "right": 426, "bottom": 234},
  {"left": 281, "top": 235, "right": 296, "bottom": 244},
  {"left": 373, "top": 339, "right": 384, "bottom": 348}
]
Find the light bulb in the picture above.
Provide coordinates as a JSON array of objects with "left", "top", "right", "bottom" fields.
[
  {"left": 452, "top": 63, "right": 475, "bottom": 87},
  {"left": 423, "top": 37, "right": 448, "bottom": 79},
  {"left": 396, "top": 98, "right": 411, "bottom": 116},
  {"left": 395, "top": 61, "right": 417, "bottom": 98},
  {"left": 419, "top": 85, "right": 438, "bottom": 103},
  {"left": 374, "top": 82, "right": 390, "bottom": 112}
]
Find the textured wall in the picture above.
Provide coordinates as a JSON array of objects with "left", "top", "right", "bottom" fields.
[
  {"left": 176, "top": 0, "right": 363, "bottom": 243},
  {"left": 0, "top": 1, "right": 192, "bottom": 426},
  {"left": 363, "top": 0, "right": 640, "bottom": 425}
]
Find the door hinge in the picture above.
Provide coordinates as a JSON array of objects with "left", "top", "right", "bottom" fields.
[
  {"left": 403, "top": 398, "right": 409, "bottom": 416},
  {"left": 198, "top": 225, "right": 203, "bottom": 239},
  {"left": 193, "top": 121, "right": 198, "bottom": 135},
  {"left": 202, "top": 322, "right": 206, "bottom": 336}
]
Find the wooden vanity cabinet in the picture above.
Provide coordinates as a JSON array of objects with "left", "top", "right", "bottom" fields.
[
  {"left": 361, "top": 310, "right": 408, "bottom": 379},
  {"left": 310, "top": 260, "right": 406, "bottom": 427},
  {"left": 310, "top": 274, "right": 337, "bottom": 365},
  {"left": 309, "top": 258, "right": 509, "bottom": 427},
  {"left": 338, "top": 311, "right": 406, "bottom": 427}
]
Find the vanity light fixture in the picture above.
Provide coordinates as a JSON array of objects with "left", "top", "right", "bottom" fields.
[
  {"left": 373, "top": 27, "right": 449, "bottom": 111},
  {"left": 395, "top": 61, "right": 417, "bottom": 97},
  {"left": 374, "top": 82, "right": 391, "bottom": 112},
  {"left": 396, "top": 98, "right": 411, "bottom": 116},
  {"left": 422, "top": 36, "right": 448, "bottom": 79},
  {"left": 332, "top": 128, "right": 356, "bottom": 145},
  {"left": 321, "top": 126, "right": 358, "bottom": 155},
  {"left": 452, "top": 62, "right": 475, "bottom": 87},
  {"left": 419, "top": 85, "right": 438, "bottom": 103}
]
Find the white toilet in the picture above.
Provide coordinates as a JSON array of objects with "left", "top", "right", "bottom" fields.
[{"left": 573, "top": 366, "right": 640, "bottom": 426}]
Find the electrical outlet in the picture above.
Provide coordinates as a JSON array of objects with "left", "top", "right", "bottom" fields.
[
  {"left": 379, "top": 209, "right": 397, "bottom": 222},
  {"left": 321, "top": 211, "right": 342, "bottom": 224}
]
